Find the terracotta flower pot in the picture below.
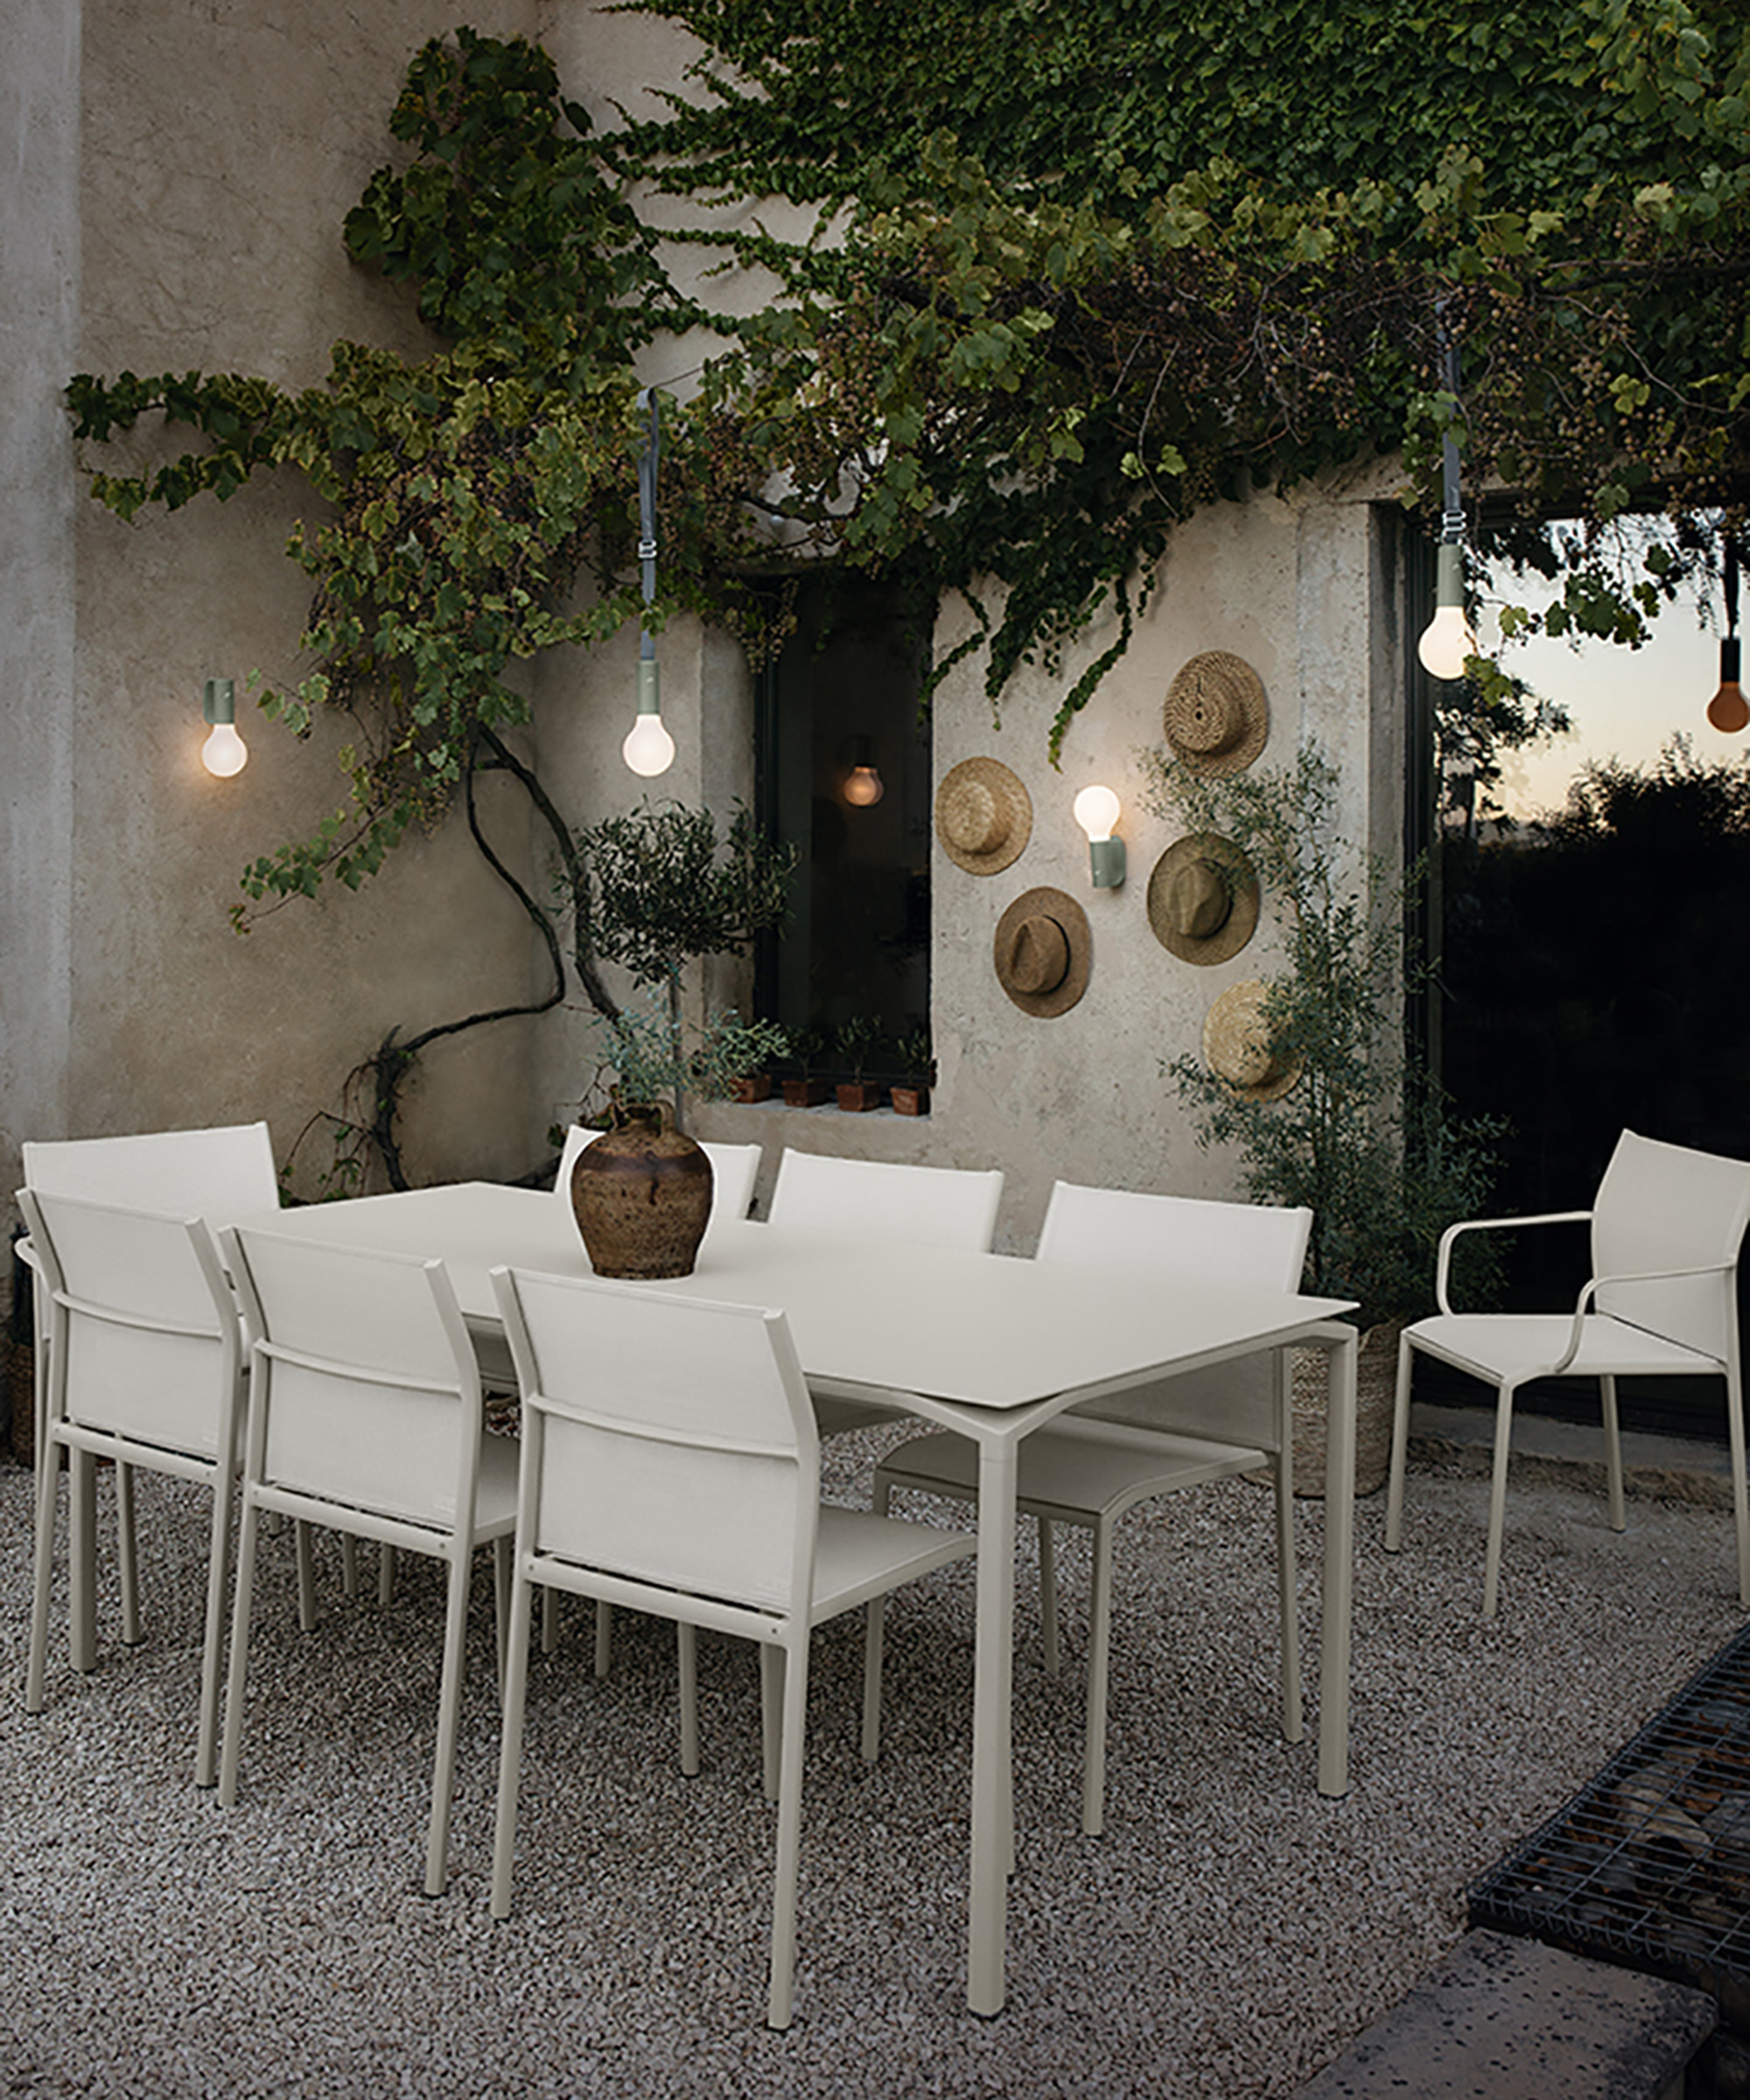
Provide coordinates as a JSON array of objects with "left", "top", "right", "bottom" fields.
[
  {"left": 781, "top": 1078, "right": 830, "bottom": 1107},
  {"left": 835, "top": 1082, "right": 885, "bottom": 1112},
  {"left": 890, "top": 1085, "right": 931, "bottom": 1117},
  {"left": 569, "top": 1101, "right": 713, "bottom": 1279},
  {"left": 732, "top": 1073, "right": 773, "bottom": 1104}
]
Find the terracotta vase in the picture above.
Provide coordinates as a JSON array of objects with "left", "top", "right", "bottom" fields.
[
  {"left": 732, "top": 1073, "right": 774, "bottom": 1104},
  {"left": 835, "top": 1081, "right": 885, "bottom": 1112},
  {"left": 570, "top": 1102, "right": 714, "bottom": 1279},
  {"left": 890, "top": 1084, "right": 930, "bottom": 1117},
  {"left": 781, "top": 1078, "right": 830, "bottom": 1107}
]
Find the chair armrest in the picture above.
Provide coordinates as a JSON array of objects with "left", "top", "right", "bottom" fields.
[
  {"left": 1435, "top": 1210, "right": 1592, "bottom": 1315},
  {"left": 1542, "top": 1260, "right": 1735, "bottom": 1375}
]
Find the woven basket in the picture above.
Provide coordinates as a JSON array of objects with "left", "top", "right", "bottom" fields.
[{"left": 1284, "top": 1320, "right": 1401, "bottom": 1499}]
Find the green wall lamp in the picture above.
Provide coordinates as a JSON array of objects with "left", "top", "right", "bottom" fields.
[
  {"left": 622, "top": 388, "right": 676, "bottom": 778},
  {"left": 200, "top": 678, "right": 248, "bottom": 777}
]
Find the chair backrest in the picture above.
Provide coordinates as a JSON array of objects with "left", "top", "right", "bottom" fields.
[
  {"left": 18, "top": 1187, "right": 238, "bottom": 1462},
  {"left": 23, "top": 1121, "right": 277, "bottom": 1218},
  {"left": 1591, "top": 1130, "right": 1750, "bottom": 1362},
  {"left": 221, "top": 1224, "right": 483, "bottom": 1529},
  {"left": 1036, "top": 1181, "right": 1312, "bottom": 1446},
  {"left": 766, "top": 1151, "right": 1004, "bottom": 1251},
  {"left": 555, "top": 1127, "right": 762, "bottom": 1225},
  {"left": 493, "top": 1267, "right": 817, "bottom": 1618}
]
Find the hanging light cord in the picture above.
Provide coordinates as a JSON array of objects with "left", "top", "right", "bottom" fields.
[
  {"left": 637, "top": 388, "right": 660, "bottom": 668},
  {"left": 1726, "top": 535, "right": 1740, "bottom": 644}
]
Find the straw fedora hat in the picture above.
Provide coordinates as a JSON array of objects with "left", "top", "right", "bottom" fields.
[
  {"left": 1163, "top": 652, "right": 1269, "bottom": 776},
  {"left": 935, "top": 757, "right": 1032, "bottom": 876},
  {"left": 1147, "top": 832, "right": 1260, "bottom": 965},
  {"left": 1203, "top": 979, "right": 1300, "bottom": 1101},
  {"left": 994, "top": 886, "right": 1090, "bottom": 1018}
]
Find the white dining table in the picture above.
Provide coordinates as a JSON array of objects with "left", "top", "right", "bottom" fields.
[{"left": 237, "top": 1180, "right": 1357, "bottom": 2016}]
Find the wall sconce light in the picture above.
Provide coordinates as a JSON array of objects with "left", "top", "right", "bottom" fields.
[
  {"left": 1416, "top": 312, "right": 1476, "bottom": 684},
  {"left": 1708, "top": 536, "right": 1747, "bottom": 733},
  {"left": 200, "top": 678, "right": 248, "bottom": 777},
  {"left": 842, "top": 736, "right": 886, "bottom": 808},
  {"left": 622, "top": 388, "right": 675, "bottom": 778},
  {"left": 1073, "top": 784, "right": 1125, "bottom": 888}
]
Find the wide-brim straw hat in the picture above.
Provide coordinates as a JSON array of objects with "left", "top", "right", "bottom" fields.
[
  {"left": 994, "top": 886, "right": 1091, "bottom": 1018},
  {"left": 1147, "top": 831, "right": 1260, "bottom": 965},
  {"left": 936, "top": 757, "right": 1032, "bottom": 875},
  {"left": 1163, "top": 652, "right": 1270, "bottom": 776},
  {"left": 1203, "top": 978, "right": 1300, "bottom": 1101}
]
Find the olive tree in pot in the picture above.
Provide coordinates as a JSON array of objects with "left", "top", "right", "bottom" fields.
[
  {"left": 1143, "top": 742, "right": 1504, "bottom": 1494},
  {"left": 564, "top": 801, "right": 792, "bottom": 1277}
]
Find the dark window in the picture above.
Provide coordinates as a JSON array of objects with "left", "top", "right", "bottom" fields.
[{"left": 754, "top": 578, "right": 931, "bottom": 1075}]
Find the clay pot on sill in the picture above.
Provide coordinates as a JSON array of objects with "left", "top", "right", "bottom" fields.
[
  {"left": 781, "top": 1077, "right": 831, "bottom": 1108},
  {"left": 732, "top": 1072, "right": 774, "bottom": 1104},
  {"left": 889, "top": 1084, "right": 931, "bottom": 1116},
  {"left": 835, "top": 1081, "right": 886, "bottom": 1112},
  {"left": 570, "top": 1100, "right": 713, "bottom": 1279}
]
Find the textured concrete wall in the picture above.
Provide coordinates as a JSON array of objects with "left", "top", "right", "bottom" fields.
[{"left": 9, "top": 0, "right": 548, "bottom": 1197}]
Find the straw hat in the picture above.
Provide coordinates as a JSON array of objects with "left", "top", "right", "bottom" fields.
[
  {"left": 1202, "top": 979, "right": 1300, "bottom": 1101},
  {"left": 994, "top": 887, "right": 1090, "bottom": 1018},
  {"left": 1147, "top": 832, "right": 1260, "bottom": 965},
  {"left": 935, "top": 757, "right": 1032, "bottom": 875},
  {"left": 1163, "top": 652, "right": 1269, "bottom": 776}
]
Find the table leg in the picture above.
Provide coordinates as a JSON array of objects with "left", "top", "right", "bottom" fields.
[
  {"left": 1318, "top": 1326, "right": 1356, "bottom": 1797},
  {"left": 968, "top": 1433, "right": 1018, "bottom": 2016}
]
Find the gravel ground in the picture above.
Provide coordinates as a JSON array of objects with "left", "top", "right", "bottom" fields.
[{"left": 4, "top": 1428, "right": 1746, "bottom": 2100}]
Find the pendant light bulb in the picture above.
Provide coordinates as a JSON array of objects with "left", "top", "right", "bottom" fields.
[
  {"left": 200, "top": 677, "right": 248, "bottom": 777},
  {"left": 1708, "top": 635, "right": 1748, "bottom": 734},
  {"left": 1417, "top": 543, "right": 1476, "bottom": 682},
  {"left": 622, "top": 659, "right": 675, "bottom": 778}
]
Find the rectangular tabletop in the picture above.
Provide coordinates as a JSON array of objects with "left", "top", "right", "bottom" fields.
[{"left": 239, "top": 1180, "right": 1358, "bottom": 2016}]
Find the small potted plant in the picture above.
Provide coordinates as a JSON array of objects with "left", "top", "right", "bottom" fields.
[
  {"left": 834, "top": 1018, "right": 886, "bottom": 1111},
  {"left": 891, "top": 1027, "right": 934, "bottom": 1116},
  {"left": 781, "top": 1026, "right": 830, "bottom": 1108}
]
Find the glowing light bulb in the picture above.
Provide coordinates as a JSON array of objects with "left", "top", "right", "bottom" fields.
[
  {"left": 1708, "top": 636, "right": 1748, "bottom": 734},
  {"left": 622, "top": 658, "right": 675, "bottom": 777},
  {"left": 200, "top": 721, "right": 248, "bottom": 777},
  {"left": 1073, "top": 785, "right": 1121, "bottom": 842},
  {"left": 200, "top": 677, "right": 248, "bottom": 776},
  {"left": 1417, "top": 542, "right": 1475, "bottom": 681},
  {"left": 1073, "top": 784, "right": 1125, "bottom": 888},
  {"left": 622, "top": 710, "right": 675, "bottom": 777}
]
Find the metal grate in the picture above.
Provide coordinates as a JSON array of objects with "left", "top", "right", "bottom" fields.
[{"left": 1471, "top": 1623, "right": 1750, "bottom": 2019}]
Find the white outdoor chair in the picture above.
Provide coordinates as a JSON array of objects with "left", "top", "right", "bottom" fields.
[
  {"left": 19, "top": 1123, "right": 279, "bottom": 1606},
  {"left": 766, "top": 1148, "right": 1004, "bottom": 1250},
  {"left": 20, "top": 1189, "right": 246, "bottom": 1788},
  {"left": 486, "top": 1266, "right": 975, "bottom": 2030},
  {"left": 217, "top": 1224, "right": 519, "bottom": 1895},
  {"left": 874, "top": 1180, "right": 1312, "bottom": 1835},
  {"left": 1385, "top": 1128, "right": 1750, "bottom": 1619},
  {"left": 555, "top": 1124, "right": 762, "bottom": 1227}
]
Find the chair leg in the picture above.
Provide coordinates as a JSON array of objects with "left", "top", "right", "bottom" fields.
[
  {"left": 490, "top": 1558, "right": 538, "bottom": 1920},
  {"left": 379, "top": 1544, "right": 396, "bottom": 1609},
  {"left": 1383, "top": 1332, "right": 1416, "bottom": 1552},
  {"left": 541, "top": 1587, "right": 559, "bottom": 1657},
  {"left": 1273, "top": 1450, "right": 1303, "bottom": 1745},
  {"left": 341, "top": 1534, "right": 360, "bottom": 1602},
  {"left": 860, "top": 1596, "right": 886, "bottom": 1765},
  {"left": 493, "top": 1535, "right": 513, "bottom": 1696},
  {"left": 1483, "top": 1382, "right": 1518, "bottom": 1620},
  {"left": 116, "top": 1462, "right": 142, "bottom": 1647},
  {"left": 68, "top": 1446, "right": 98, "bottom": 1673},
  {"left": 1727, "top": 1364, "right": 1750, "bottom": 1608},
  {"left": 1600, "top": 1376, "right": 1627, "bottom": 1533},
  {"left": 595, "top": 1600, "right": 613, "bottom": 1677},
  {"left": 1082, "top": 1519, "right": 1116, "bottom": 1838},
  {"left": 760, "top": 1644, "right": 782, "bottom": 1803},
  {"left": 24, "top": 1427, "right": 61, "bottom": 1715},
  {"left": 193, "top": 1463, "right": 235, "bottom": 1789},
  {"left": 1039, "top": 1516, "right": 1061, "bottom": 1677},
  {"left": 218, "top": 1492, "right": 264, "bottom": 1806},
  {"left": 766, "top": 1631, "right": 811, "bottom": 2031},
  {"left": 424, "top": 1545, "right": 474, "bottom": 1896},
  {"left": 679, "top": 1622, "right": 700, "bottom": 1777}
]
